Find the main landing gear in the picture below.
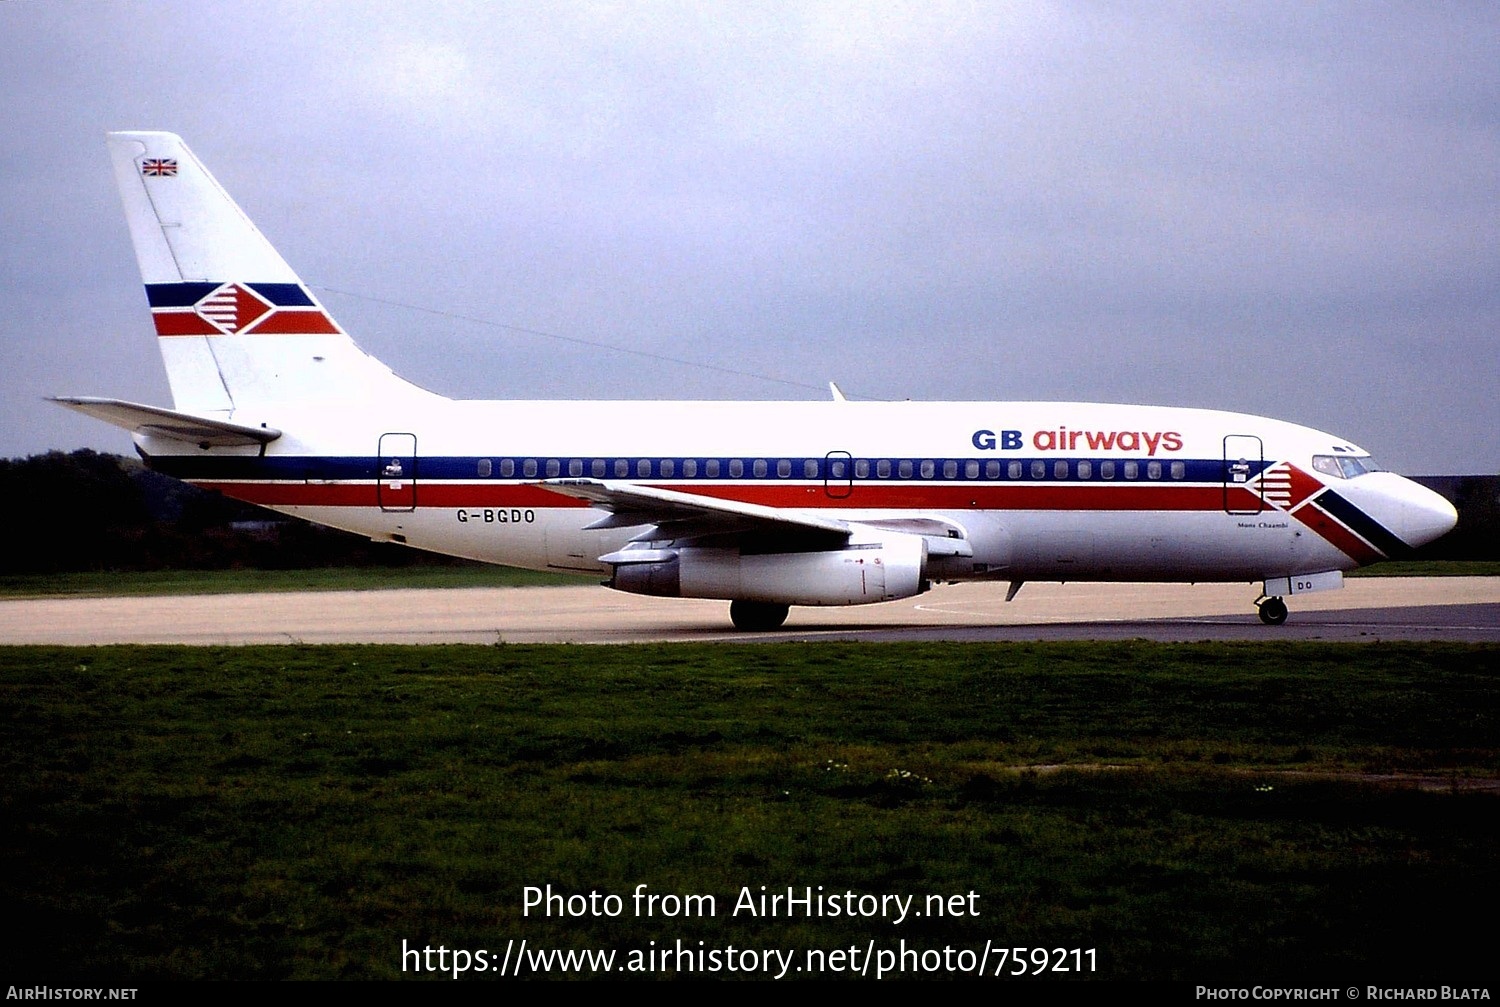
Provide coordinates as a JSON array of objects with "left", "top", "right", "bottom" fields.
[
  {"left": 1255, "top": 595, "right": 1289, "bottom": 626},
  {"left": 729, "top": 601, "right": 790, "bottom": 632}
]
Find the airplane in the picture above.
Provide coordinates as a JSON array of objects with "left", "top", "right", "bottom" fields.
[{"left": 53, "top": 131, "right": 1459, "bottom": 631}]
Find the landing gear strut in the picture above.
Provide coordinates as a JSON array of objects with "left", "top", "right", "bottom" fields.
[
  {"left": 729, "top": 601, "right": 790, "bottom": 631},
  {"left": 1256, "top": 596, "right": 1288, "bottom": 626}
]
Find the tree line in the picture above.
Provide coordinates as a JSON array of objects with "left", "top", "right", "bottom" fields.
[{"left": 0, "top": 450, "right": 469, "bottom": 574}]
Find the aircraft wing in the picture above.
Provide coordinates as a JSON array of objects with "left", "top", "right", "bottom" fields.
[
  {"left": 539, "top": 478, "right": 852, "bottom": 543},
  {"left": 49, "top": 396, "right": 282, "bottom": 447}
]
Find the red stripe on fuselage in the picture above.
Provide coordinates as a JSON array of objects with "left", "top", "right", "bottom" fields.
[
  {"left": 683, "top": 482, "right": 1266, "bottom": 513},
  {"left": 190, "top": 479, "right": 1268, "bottom": 513}
]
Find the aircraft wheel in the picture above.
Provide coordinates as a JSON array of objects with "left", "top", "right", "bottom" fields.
[
  {"left": 1257, "top": 596, "right": 1288, "bottom": 626},
  {"left": 729, "top": 601, "right": 790, "bottom": 631}
]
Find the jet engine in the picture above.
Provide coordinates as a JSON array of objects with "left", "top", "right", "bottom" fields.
[{"left": 604, "top": 532, "right": 929, "bottom": 606}]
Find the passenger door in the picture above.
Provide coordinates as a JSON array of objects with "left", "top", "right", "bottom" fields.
[{"left": 1222, "top": 434, "right": 1263, "bottom": 515}]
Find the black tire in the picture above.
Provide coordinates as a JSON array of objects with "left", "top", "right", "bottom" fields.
[
  {"left": 729, "top": 601, "right": 790, "bottom": 631},
  {"left": 1257, "top": 596, "right": 1289, "bottom": 626}
]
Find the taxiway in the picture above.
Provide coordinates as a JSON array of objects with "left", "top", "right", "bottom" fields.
[{"left": 0, "top": 577, "right": 1495, "bottom": 645}]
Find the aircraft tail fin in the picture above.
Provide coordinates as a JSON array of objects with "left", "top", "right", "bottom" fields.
[{"left": 105, "top": 131, "right": 433, "bottom": 413}]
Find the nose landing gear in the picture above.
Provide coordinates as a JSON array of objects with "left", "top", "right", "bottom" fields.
[{"left": 1255, "top": 595, "right": 1288, "bottom": 626}]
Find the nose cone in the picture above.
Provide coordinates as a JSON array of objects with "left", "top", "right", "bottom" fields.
[{"left": 1394, "top": 479, "right": 1459, "bottom": 549}]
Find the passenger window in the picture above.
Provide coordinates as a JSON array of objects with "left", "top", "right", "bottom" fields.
[
  {"left": 477, "top": 458, "right": 492, "bottom": 477},
  {"left": 1100, "top": 460, "right": 1115, "bottom": 480},
  {"left": 615, "top": 459, "right": 629, "bottom": 477},
  {"left": 1054, "top": 460, "right": 1068, "bottom": 479},
  {"left": 660, "top": 459, "right": 674, "bottom": 478},
  {"left": 1077, "top": 460, "right": 1091, "bottom": 480},
  {"left": 1124, "top": 461, "right": 1138, "bottom": 480},
  {"left": 920, "top": 460, "right": 935, "bottom": 479},
  {"left": 1171, "top": 461, "right": 1185, "bottom": 480},
  {"left": 1147, "top": 461, "right": 1161, "bottom": 480},
  {"left": 1008, "top": 461, "right": 1022, "bottom": 479},
  {"left": 828, "top": 460, "right": 844, "bottom": 479},
  {"left": 753, "top": 459, "right": 768, "bottom": 477},
  {"left": 706, "top": 459, "right": 721, "bottom": 477},
  {"left": 877, "top": 459, "right": 891, "bottom": 478},
  {"left": 986, "top": 460, "right": 1001, "bottom": 479},
  {"left": 729, "top": 459, "right": 744, "bottom": 477},
  {"left": 568, "top": 458, "right": 583, "bottom": 477},
  {"left": 523, "top": 459, "right": 538, "bottom": 478},
  {"left": 855, "top": 459, "right": 870, "bottom": 478},
  {"left": 500, "top": 458, "right": 515, "bottom": 478},
  {"left": 943, "top": 460, "right": 958, "bottom": 479},
  {"left": 683, "top": 459, "right": 697, "bottom": 477},
  {"left": 591, "top": 458, "right": 606, "bottom": 477},
  {"left": 805, "top": 459, "right": 819, "bottom": 478},
  {"left": 777, "top": 459, "right": 791, "bottom": 478},
  {"left": 546, "top": 459, "right": 561, "bottom": 477},
  {"left": 965, "top": 460, "right": 979, "bottom": 479},
  {"left": 899, "top": 460, "right": 914, "bottom": 478},
  {"left": 1031, "top": 460, "right": 1046, "bottom": 479},
  {"left": 637, "top": 459, "right": 652, "bottom": 477}
]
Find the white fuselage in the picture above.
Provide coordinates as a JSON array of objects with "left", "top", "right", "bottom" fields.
[{"left": 139, "top": 396, "right": 1453, "bottom": 592}]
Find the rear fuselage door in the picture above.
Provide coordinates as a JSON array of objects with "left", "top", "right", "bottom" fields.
[{"left": 378, "top": 432, "right": 417, "bottom": 512}]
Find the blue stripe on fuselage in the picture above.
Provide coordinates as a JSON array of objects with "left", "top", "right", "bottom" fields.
[{"left": 147, "top": 454, "right": 1266, "bottom": 485}]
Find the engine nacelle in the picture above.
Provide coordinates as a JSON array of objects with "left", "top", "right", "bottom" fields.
[{"left": 606, "top": 533, "right": 928, "bottom": 606}]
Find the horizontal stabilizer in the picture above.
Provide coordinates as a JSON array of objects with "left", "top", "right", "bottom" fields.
[{"left": 49, "top": 396, "right": 281, "bottom": 447}]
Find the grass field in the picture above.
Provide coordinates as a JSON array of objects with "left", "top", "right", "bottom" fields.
[
  {"left": 1345, "top": 559, "right": 1500, "bottom": 577},
  {"left": 2, "top": 641, "right": 1495, "bottom": 981}
]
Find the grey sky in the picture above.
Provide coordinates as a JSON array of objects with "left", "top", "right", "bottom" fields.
[{"left": 2, "top": 1, "right": 1495, "bottom": 474}]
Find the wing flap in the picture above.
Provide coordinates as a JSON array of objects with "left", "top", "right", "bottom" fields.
[
  {"left": 857, "top": 517, "right": 975, "bottom": 557},
  {"left": 541, "top": 478, "right": 851, "bottom": 541}
]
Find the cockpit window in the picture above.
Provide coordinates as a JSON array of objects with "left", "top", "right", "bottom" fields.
[{"left": 1312, "top": 454, "right": 1381, "bottom": 479}]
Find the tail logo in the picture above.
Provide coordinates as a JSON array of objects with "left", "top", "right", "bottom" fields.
[
  {"left": 140, "top": 158, "right": 178, "bottom": 177},
  {"left": 146, "top": 281, "right": 340, "bottom": 337},
  {"left": 198, "top": 284, "right": 272, "bottom": 333}
]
